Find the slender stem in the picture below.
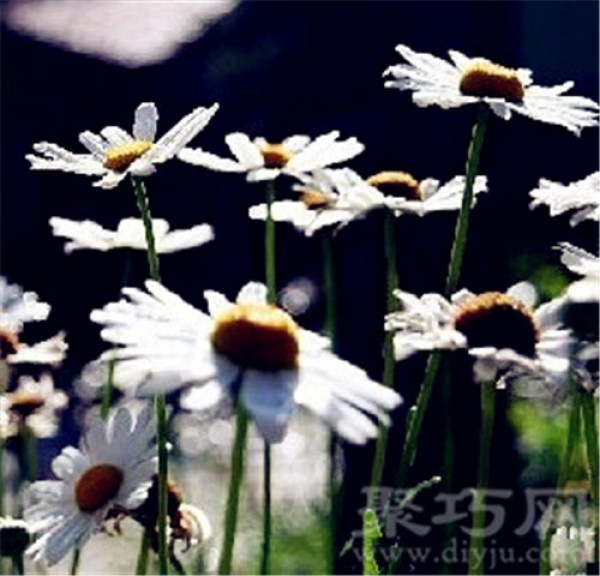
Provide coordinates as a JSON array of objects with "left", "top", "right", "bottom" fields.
[
  {"left": 11, "top": 554, "right": 24, "bottom": 576},
  {"left": 369, "top": 211, "right": 398, "bottom": 493},
  {"left": 394, "top": 106, "right": 489, "bottom": 488},
  {"left": 395, "top": 350, "right": 442, "bottom": 487},
  {"left": 70, "top": 547, "right": 80, "bottom": 576},
  {"left": 155, "top": 395, "right": 169, "bottom": 576},
  {"left": 132, "top": 177, "right": 160, "bottom": 282},
  {"left": 260, "top": 179, "right": 277, "bottom": 574},
  {"left": 445, "top": 103, "right": 489, "bottom": 296},
  {"left": 130, "top": 177, "right": 168, "bottom": 575},
  {"left": 323, "top": 233, "right": 340, "bottom": 574},
  {"left": 135, "top": 531, "right": 150, "bottom": 575},
  {"left": 539, "top": 384, "right": 582, "bottom": 575},
  {"left": 218, "top": 407, "right": 249, "bottom": 575},
  {"left": 468, "top": 381, "right": 496, "bottom": 576},
  {"left": 260, "top": 447, "right": 271, "bottom": 575}
]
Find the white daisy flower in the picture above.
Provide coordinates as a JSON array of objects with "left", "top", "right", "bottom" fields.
[
  {"left": 383, "top": 45, "right": 599, "bottom": 135},
  {"left": 27, "top": 102, "right": 219, "bottom": 189},
  {"left": 385, "top": 282, "right": 571, "bottom": 391},
  {"left": 84, "top": 280, "right": 401, "bottom": 444},
  {"left": 0, "top": 373, "right": 68, "bottom": 439},
  {"left": 24, "top": 404, "right": 157, "bottom": 566},
  {"left": 529, "top": 172, "right": 600, "bottom": 226},
  {"left": 0, "top": 278, "right": 67, "bottom": 374},
  {"left": 49, "top": 216, "right": 214, "bottom": 254},
  {"left": 249, "top": 168, "right": 487, "bottom": 236},
  {"left": 178, "top": 131, "right": 364, "bottom": 182}
]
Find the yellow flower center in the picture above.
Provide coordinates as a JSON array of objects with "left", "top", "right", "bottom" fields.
[
  {"left": 259, "top": 143, "right": 293, "bottom": 169},
  {"left": 453, "top": 292, "right": 538, "bottom": 357},
  {"left": 459, "top": 59, "right": 525, "bottom": 102},
  {"left": 75, "top": 464, "right": 124, "bottom": 513},
  {"left": 366, "top": 171, "right": 422, "bottom": 200},
  {"left": 300, "top": 189, "right": 333, "bottom": 210},
  {"left": 212, "top": 303, "right": 300, "bottom": 371},
  {"left": 103, "top": 140, "right": 153, "bottom": 172},
  {"left": 0, "top": 330, "right": 19, "bottom": 360},
  {"left": 8, "top": 391, "right": 45, "bottom": 418}
]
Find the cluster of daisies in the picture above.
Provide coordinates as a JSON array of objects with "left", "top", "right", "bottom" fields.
[{"left": 0, "top": 44, "right": 597, "bottom": 574}]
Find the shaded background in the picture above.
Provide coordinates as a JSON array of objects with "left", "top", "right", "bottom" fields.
[{"left": 1, "top": 1, "right": 599, "bottom": 574}]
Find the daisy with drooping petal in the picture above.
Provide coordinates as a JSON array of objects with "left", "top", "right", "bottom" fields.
[
  {"left": 0, "top": 278, "right": 67, "bottom": 375},
  {"left": 529, "top": 171, "right": 600, "bottom": 226},
  {"left": 178, "top": 131, "right": 364, "bottom": 182},
  {"left": 383, "top": 45, "right": 599, "bottom": 135},
  {"left": 249, "top": 167, "right": 488, "bottom": 236},
  {"left": 26, "top": 102, "right": 219, "bottom": 189},
  {"left": 0, "top": 373, "right": 68, "bottom": 439},
  {"left": 24, "top": 404, "right": 157, "bottom": 566},
  {"left": 49, "top": 216, "right": 214, "bottom": 254},
  {"left": 83, "top": 281, "right": 401, "bottom": 444},
  {"left": 385, "top": 282, "right": 571, "bottom": 391}
]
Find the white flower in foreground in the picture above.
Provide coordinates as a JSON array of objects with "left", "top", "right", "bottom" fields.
[
  {"left": 249, "top": 168, "right": 487, "bottom": 236},
  {"left": 178, "top": 131, "right": 364, "bottom": 182},
  {"left": 529, "top": 172, "right": 600, "bottom": 226},
  {"left": 49, "top": 217, "right": 214, "bottom": 254},
  {"left": 24, "top": 405, "right": 157, "bottom": 566},
  {"left": 85, "top": 281, "right": 401, "bottom": 444},
  {"left": 550, "top": 525, "right": 596, "bottom": 576},
  {"left": 383, "top": 45, "right": 599, "bottom": 135},
  {"left": 0, "top": 373, "right": 68, "bottom": 439},
  {"left": 385, "top": 282, "right": 571, "bottom": 391},
  {"left": 0, "top": 278, "right": 67, "bottom": 372},
  {"left": 556, "top": 242, "right": 600, "bottom": 303},
  {"left": 27, "top": 102, "right": 219, "bottom": 189}
]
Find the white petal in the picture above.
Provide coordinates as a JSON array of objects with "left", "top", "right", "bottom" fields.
[
  {"left": 236, "top": 282, "right": 268, "bottom": 305},
  {"left": 133, "top": 102, "right": 158, "bottom": 141},
  {"left": 225, "top": 132, "right": 264, "bottom": 168}
]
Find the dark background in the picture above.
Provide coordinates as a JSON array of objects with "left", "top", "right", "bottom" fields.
[{"left": 1, "top": 1, "right": 598, "bottom": 573}]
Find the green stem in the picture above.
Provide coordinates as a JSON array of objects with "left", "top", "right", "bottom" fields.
[
  {"left": 132, "top": 177, "right": 160, "bottom": 282},
  {"left": 70, "top": 547, "right": 80, "bottom": 575},
  {"left": 155, "top": 395, "right": 169, "bottom": 576},
  {"left": 394, "top": 106, "right": 488, "bottom": 488},
  {"left": 130, "top": 177, "right": 168, "bottom": 575},
  {"left": 369, "top": 211, "right": 398, "bottom": 493},
  {"left": 135, "top": 530, "right": 150, "bottom": 575},
  {"left": 218, "top": 407, "right": 249, "bottom": 575},
  {"left": 260, "top": 447, "right": 271, "bottom": 575},
  {"left": 395, "top": 350, "right": 442, "bottom": 487},
  {"left": 468, "top": 381, "right": 496, "bottom": 576},
  {"left": 539, "top": 385, "right": 582, "bottom": 575},
  {"left": 260, "top": 179, "right": 277, "bottom": 574},
  {"left": 445, "top": 103, "right": 488, "bottom": 296},
  {"left": 323, "top": 233, "right": 340, "bottom": 574}
]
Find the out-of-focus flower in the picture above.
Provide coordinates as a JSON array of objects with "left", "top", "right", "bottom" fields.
[
  {"left": 550, "top": 525, "right": 596, "bottom": 576},
  {"left": 84, "top": 281, "right": 401, "bottom": 444},
  {"left": 386, "top": 282, "right": 571, "bottom": 391},
  {"left": 178, "top": 131, "right": 364, "bottom": 182},
  {"left": 249, "top": 168, "right": 487, "bottom": 236},
  {"left": 49, "top": 217, "right": 214, "bottom": 254},
  {"left": 24, "top": 405, "right": 157, "bottom": 566},
  {"left": 383, "top": 45, "right": 599, "bottom": 135},
  {"left": 27, "top": 102, "right": 219, "bottom": 189},
  {"left": 529, "top": 172, "right": 600, "bottom": 226},
  {"left": 0, "top": 373, "right": 68, "bottom": 439},
  {"left": 0, "top": 278, "right": 67, "bottom": 378}
]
